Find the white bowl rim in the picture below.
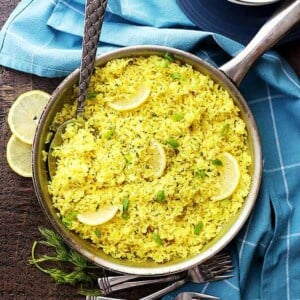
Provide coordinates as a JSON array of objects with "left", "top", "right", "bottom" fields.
[{"left": 227, "top": 0, "right": 281, "bottom": 6}]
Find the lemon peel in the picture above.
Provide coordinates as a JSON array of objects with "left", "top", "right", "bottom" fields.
[
  {"left": 144, "top": 139, "right": 167, "bottom": 178},
  {"left": 108, "top": 85, "right": 151, "bottom": 111},
  {"left": 7, "top": 90, "right": 50, "bottom": 144},
  {"left": 77, "top": 205, "right": 119, "bottom": 226},
  {"left": 211, "top": 152, "right": 240, "bottom": 201},
  {"left": 6, "top": 135, "right": 32, "bottom": 177}
]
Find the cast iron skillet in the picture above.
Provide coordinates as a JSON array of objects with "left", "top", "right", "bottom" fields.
[{"left": 32, "top": 1, "right": 300, "bottom": 275}]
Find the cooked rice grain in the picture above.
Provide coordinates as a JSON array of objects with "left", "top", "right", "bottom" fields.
[{"left": 49, "top": 55, "right": 251, "bottom": 263}]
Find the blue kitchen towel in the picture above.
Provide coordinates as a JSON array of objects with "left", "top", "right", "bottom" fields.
[{"left": 1, "top": 1, "right": 300, "bottom": 299}]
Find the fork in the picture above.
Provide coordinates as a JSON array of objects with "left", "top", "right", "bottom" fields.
[
  {"left": 86, "top": 292, "right": 219, "bottom": 300},
  {"left": 175, "top": 291, "right": 220, "bottom": 300},
  {"left": 99, "top": 273, "right": 184, "bottom": 295},
  {"left": 97, "top": 251, "right": 230, "bottom": 291},
  {"left": 86, "top": 297, "right": 126, "bottom": 300},
  {"left": 97, "top": 251, "right": 232, "bottom": 297},
  {"left": 139, "top": 252, "right": 233, "bottom": 300}
]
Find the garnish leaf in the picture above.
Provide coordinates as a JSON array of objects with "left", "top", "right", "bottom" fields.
[
  {"left": 166, "top": 137, "right": 179, "bottom": 149},
  {"left": 171, "top": 73, "right": 181, "bottom": 79},
  {"left": 38, "top": 227, "right": 69, "bottom": 261},
  {"left": 103, "top": 128, "right": 115, "bottom": 139},
  {"left": 68, "top": 249, "right": 87, "bottom": 268},
  {"left": 78, "top": 289, "right": 102, "bottom": 296},
  {"left": 164, "top": 52, "right": 175, "bottom": 62},
  {"left": 194, "top": 221, "right": 204, "bottom": 235},
  {"left": 94, "top": 228, "right": 101, "bottom": 237},
  {"left": 87, "top": 91, "right": 97, "bottom": 99},
  {"left": 152, "top": 232, "right": 163, "bottom": 245},
  {"left": 194, "top": 169, "right": 207, "bottom": 179},
  {"left": 62, "top": 211, "right": 78, "bottom": 229},
  {"left": 221, "top": 124, "right": 230, "bottom": 136},
  {"left": 211, "top": 159, "right": 223, "bottom": 166},
  {"left": 122, "top": 197, "right": 130, "bottom": 212},
  {"left": 122, "top": 197, "right": 130, "bottom": 220},
  {"left": 124, "top": 153, "right": 132, "bottom": 165},
  {"left": 30, "top": 227, "right": 100, "bottom": 293},
  {"left": 156, "top": 190, "right": 166, "bottom": 203},
  {"left": 171, "top": 113, "right": 184, "bottom": 122},
  {"left": 121, "top": 212, "right": 130, "bottom": 220}
]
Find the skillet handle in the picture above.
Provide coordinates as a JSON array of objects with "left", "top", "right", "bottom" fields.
[{"left": 219, "top": 0, "right": 300, "bottom": 87}]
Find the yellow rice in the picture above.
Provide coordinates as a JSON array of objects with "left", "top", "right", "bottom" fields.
[{"left": 49, "top": 55, "right": 251, "bottom": 263}]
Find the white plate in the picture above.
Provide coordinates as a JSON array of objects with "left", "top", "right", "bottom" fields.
[{"left": 227, "top": 0, "right": 281, "bottom": 6}]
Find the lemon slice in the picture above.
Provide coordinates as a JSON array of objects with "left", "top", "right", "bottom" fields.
[
  {"left": 144, "top": 139, "right": 166, "bottom": 178},
  {"left": 6, "top": 135, "right": 32, "bottom": 177},
  {"left": 77, "top": 205, "right": 119, "bottom": 226},
  {"left": 108, "top": 85, "right": 151, "bottom": 111},
  {"left": 8, "top": 90, "right": 50, "bottom": 144},
  {"left": 211, "top": 152, "right": 240, "bottom": 201}
]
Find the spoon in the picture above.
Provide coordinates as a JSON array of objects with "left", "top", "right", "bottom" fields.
[
  {"left": 175, "top": 292, "right": 220, "bottom": 300},
  {"left": 48, "top": 0, "right": 108, "bottom": 179}
]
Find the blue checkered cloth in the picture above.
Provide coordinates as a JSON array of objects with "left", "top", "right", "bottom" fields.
[{"left": 1, "top": 1, "right": 299, "bottom": 299}]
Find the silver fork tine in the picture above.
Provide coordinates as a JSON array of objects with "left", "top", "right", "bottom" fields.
[
  {"left": 211, "top": 274, "right": 234, "bottom": 281},
  {"left": 211, "top": 268, "right": 234, "bottom": 276},
  {"left": 200, "top": 256, "right": 233, "bottom": 274},
  {"left": 205, "top": 253, "right": 231, "bottom": 264},
  {"left": 209, "top": 263, "right": 233, "bottom": 272}
]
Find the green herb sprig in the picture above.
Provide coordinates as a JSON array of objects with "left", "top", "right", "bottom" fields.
[
  {"left": 164, "top": 52, "right": 175, "bottom": 62},
  {"left": 166, "top": 137, "right": 180, "bottom": 149},
  {"left": 122, "top": 197, "right": 130, "bottom": 220},
  {"left": 221, "top": 124, "right": 230, "bottom": 136},
  {"left": 152, "top": 232, "right": 163, "bottom": 245},
  {"left": 156, "top": 190, "right": 166, "bottom": 203},
  {"left": 211, "top": 159, "right": 223, "bottom": 166},
  {"left": 171, "top": 113, "right": 184, "bottom": 122},
  {"left": 29, "top": 227, "right": 101, "bottom": 296},
  {"left": 194, "top": 169, "right": 207, "bottom": 179},
  {"left": 194, "top": 221, "right": 204, "bottom": 235}
]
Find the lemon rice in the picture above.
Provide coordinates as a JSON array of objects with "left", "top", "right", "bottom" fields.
[{"left": 49, "top": 55, "right": 252, "bottom": 263}]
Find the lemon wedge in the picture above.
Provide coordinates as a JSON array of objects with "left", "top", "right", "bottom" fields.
[
  {"left": 144, "top": 139, "right": 166, "bottom": 178},
  {"left": 211, "top": 152, "right": 240, "bottom": 201},
  {"left": 8, "top": 90, "right": 50, "bottom": 144},
  {"left": 6, "top": 135, "right": 32, "bottom": 177},
  {"left": 77, "top": 205, "right": 119, "bottom": 226},
  {"left": 108, "top": 85, "right": 151, "bottom": 111}
]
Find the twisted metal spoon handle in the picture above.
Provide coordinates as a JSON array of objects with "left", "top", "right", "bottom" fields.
[{"left": 77, "top": 0, "right": 108, "bottom": 115}]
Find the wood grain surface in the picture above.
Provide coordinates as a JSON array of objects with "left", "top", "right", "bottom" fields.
[{"left": 0, "top": 1, "right": 299, "bottom": 299}]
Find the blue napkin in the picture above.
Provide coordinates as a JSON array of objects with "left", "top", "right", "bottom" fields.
[{"left": 1, "top": 1, "right": 300, "bottom": 299}]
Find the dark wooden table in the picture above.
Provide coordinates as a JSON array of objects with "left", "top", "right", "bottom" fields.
[{"left": 0, "top": 1, "right": 299, "bottom": 299}]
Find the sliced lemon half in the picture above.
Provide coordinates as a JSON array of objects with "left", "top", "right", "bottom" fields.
[
  {"left": 7, "top": 90, "right": 50, "bottom": 144},
  {"left": 6, "top": 135, "right": 32, "bottom": 177},
  {"left": 77, "top": 205, "right": 119, "bottom": 226},
  {"left": 144, "top": 139, "right": 166, "bottom": 178},
  {"left": 108, "top": 85, "right": 151, "bottom": 111},
  {"left": 211, "top": 152, "right": 240, "bottom": 201}
]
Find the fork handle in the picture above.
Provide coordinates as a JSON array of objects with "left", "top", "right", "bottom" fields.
[
  {"left": 77, "top": 0, "right": 108, "bottom": 115},
  {"left": 107, "top": 274, "right": 182, "bottom": 294},
  {"left": 139, "top": 279, "right": 186, "bottom": 300},
  {"left": 98, "top": 274, "right": 140, "bottom": 288}
]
